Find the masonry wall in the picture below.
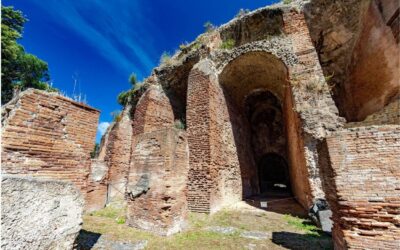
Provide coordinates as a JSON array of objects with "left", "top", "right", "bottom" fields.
[
  {"left": 346, "top": 97, "right": 400, "bottom": 128},
  {"left": 1, "top": 89, "right": 100, "bottom": 196},
  {"left": 343, "top": 0, "right": 399, "bottom": 121},
  {"left": 284, "top": 86, "right": 313, "bottom": 209},
  {"left": 126, "top": 128, "right": 189, "bottom": 236},
  {"left": 103, "top": 105, "right": 133, "bottom": 203},
  {"left": 319, "top": 126, "right": 400, "bottom": 249},
  {"left": 283, "top": 9, "right": 343, "bottom": 208},
  {"left": 132, "top": 85, "right": 175, "bottom": 136}
]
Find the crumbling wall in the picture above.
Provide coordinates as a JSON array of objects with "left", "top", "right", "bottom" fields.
[
  {"left": 1, "top": 175, "right": 84, "bottom": 250},
  {"left": 1, "top": 89, "right": 100, "bottom": 197},
  {"left": 104, "top": 105, "right": 133, "bottom": 203},
  {"left": 283, "top": 9, "right": 344, "bottom": 208},
  {"left": 319, "top": 126, "right": 400, "bottom": 249},
  {"left": 132, "top": 85, "right": 174, "bottom": 136},
  {"left": 126, "top": 128, "right": 189, "bottom": 235},
  {"left": 345, "top": 0, "right": 399, "bottom": 120},
  {"left": 346, "top": 97, "right": 400, "bottom": 128},
  {"left": 303, "top": 0, "right": 399, "bottom": 121},
  {"left": 126, "top": 85, "right": 189, "bottom": 235}
]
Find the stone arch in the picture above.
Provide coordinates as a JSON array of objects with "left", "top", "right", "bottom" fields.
[
  {"left": 185, "top": 49, "right": 326, "bottom": 213},
  {"left": 218, "top": 51, "right": 292, "bottom": 199}
]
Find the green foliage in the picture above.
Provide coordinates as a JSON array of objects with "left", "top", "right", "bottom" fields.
[
  {"left": 283, "top": 214, "right": 320, "bottom": 235},
  {"left": 282, "top": 0, "right": 292, "bottom": 4},
  {"left": 160, "top": 51, "right": 172, "bottom": 65},
  {"left": 203, "top": 21, "right": 215, "bottom": 32},
  {"left": 1, "top": 5, "right": 55, "bottom": 104},
  {"left": 90, "top": 143, "right": 100, "bottom": 159},
  {"left": 128, "top": 73, "right": 137, "bottom": 86},
  {"left": 115, "top": 217, "right": 126, "bottom": 224},
  {"left": 117, "top": 90, "right": 130, "bottom": 106},
  {"left": 220, "top": 39, "right": 235, "bottom": 49}
]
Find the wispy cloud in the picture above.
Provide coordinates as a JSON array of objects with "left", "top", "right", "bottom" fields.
[
  {"left": 30, "top": 0, "right": 157, "bottom": 78},
  {"left": 97, "top": 122, "right": 110, "bottom": 136}
]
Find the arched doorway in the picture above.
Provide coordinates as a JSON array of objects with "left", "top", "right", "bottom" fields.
[
  {"left": 258, "top": 153, "right": 290, "bottom": 194},
  {"left": 218, "top": 51, "right": 301, "bottom": 212}
]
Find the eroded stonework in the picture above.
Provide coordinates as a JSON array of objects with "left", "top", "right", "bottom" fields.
[
  {"left": 1, "top": 176, "right": 84, "bottom": 250},
  {"left": 1, "top": 89, "right": 100, "bottom": 203}
]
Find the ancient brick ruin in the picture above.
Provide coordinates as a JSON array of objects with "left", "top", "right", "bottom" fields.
[
  {"left": 1, "top": 89, "right": 100, "bottom": 207},
  {"left": 1, "top": 0, "right": 399, "bottom": 248}
]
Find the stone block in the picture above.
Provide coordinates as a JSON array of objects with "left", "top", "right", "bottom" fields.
[{"left": 1, "top": 175, "right": 84, "bottom": 250}]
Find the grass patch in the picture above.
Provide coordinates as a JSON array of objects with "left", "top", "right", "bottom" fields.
[
  {"left": 284, "top": 214, "right": 318, "bottom": 233},
  {"left": 82, "top": 205, "right": 332, "bottom": 249}
]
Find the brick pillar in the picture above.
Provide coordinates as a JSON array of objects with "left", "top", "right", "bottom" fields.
[{"left": 186, "top": 60, "right": 217, "bottom": 213}]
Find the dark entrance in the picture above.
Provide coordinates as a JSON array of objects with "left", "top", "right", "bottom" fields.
[{"left": 258, "top": 153, "right": 290, "bottom": 194}]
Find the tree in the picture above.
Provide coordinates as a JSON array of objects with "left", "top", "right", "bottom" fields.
[{"left": 1, "top": 6, "right": 55, "bottom": 104}]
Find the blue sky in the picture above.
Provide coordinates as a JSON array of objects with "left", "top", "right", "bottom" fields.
[{"left": 5, "top": 0, "right": 278, "bottom": 142}]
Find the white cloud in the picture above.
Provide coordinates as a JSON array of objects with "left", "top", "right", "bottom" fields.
[
  {"left": 98, "top": 122, "right": 110, "bottom": 136},
  {"left": 30, "top": 0, "right": 157, "bottom": 76}
]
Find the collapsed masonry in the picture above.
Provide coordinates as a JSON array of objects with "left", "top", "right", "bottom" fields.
[{"left": 1, "top": 0, "right": 399, "bottom": 248}]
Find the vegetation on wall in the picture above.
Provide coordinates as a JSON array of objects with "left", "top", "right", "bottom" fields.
[
  {"left": 90, "top": 143, "right": 100, "bottom": 158},
  {"left": 117, "top": 72, "right": 142, "bottom": 106},
  {"left": 1, "top": 5, "right": 56, "bottom": 104},
  {"left": 220, "top": 39, "right": 236, "bottom": 49}
]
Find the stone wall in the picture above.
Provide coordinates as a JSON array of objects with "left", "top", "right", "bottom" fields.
[
  {"left": 126, "top": 128, "right": 189, "bottom": 235},
  {"left": 319, "top": 126, "right": 400, "bottom": 249},
  {"left": 346, "top": 97, "right": 400, "bottom": 128},
  {"left": 1, "top": 89, "right": 100, "bottom": 197},
  {"left": 1, "top": 175, "right": 83, "bottom": 250}
]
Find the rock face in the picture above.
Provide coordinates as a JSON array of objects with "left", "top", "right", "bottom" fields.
[{"left": 1, "top": 175, "right": 84, "bottom": 250}]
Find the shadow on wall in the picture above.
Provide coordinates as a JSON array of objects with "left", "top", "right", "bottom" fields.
[
  {"left": 74, "top": 230, "right": 101, "bottom": 250},
  {"left": 272, "top": 231, "right": 333, "bottom": 250}
]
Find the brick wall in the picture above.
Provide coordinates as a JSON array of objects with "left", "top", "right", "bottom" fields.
[
  {"left": 1, "top": 89, "right": 99, "bottom": 196},
  {"left": 319, "top": 126, "right": 400, "bottom": 249},
  {"left": 126, "top": 128, "right": 189, "bottom": 235},
  {"left": 283, "top": 9, "right": 342, "bottom": 208},
  {"left": 186, "top": 63, "right": 214, "bottom": 213},
  {"left": 132, "top": 85, "right": 174, "bottom": 136},
  {"left": 104, "top": 105, "right": 133, "bottom": 203}
]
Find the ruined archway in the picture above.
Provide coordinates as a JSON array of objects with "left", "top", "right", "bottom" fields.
[{"left": 219, "top": 51, "right": 290, "bottom": 198}]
